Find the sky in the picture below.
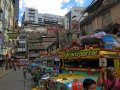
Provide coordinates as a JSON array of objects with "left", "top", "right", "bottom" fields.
[{"left": 19, "top": 0, "right": 92, "bottom": 26}]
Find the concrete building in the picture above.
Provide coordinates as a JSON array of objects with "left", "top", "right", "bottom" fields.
[
  {"left": 0, "top": 0, "right": 17, "bottom": 69},
  {"left": 15, "top": 30, "right": 27, "bottom": 59},
  {"left": 24, "top": 8, "right": 64, "bottom": 25},
  {"left": 14, "top": 0, "right": 19, "bottom": 20},
  {"left": 64, "top": 6, "right": 84, "bottom": 30},
  {"left": 24, "top": 8, "right": 39, "bottom": 24},
  {"left": 64, "top": 6, "right": 85, "bottom": 48},
  {"left": 80, "top": 0, "right": 120, "bottom": 36}
]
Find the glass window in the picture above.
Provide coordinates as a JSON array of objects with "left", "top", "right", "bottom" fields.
[
  {"left": 18, "top": 43, "right": 25, "bottom": 48},
  {"left": 64, "top": 59, "right": 100, "bottom": 69}
]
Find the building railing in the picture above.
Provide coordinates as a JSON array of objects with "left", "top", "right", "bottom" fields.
[
  {"left": 29, "top": 53, "right": 39, "bottom": 57},
  {"left": 29, "top": 46, "right": 44, "bottom": 50},
  {"left": 17, "top": 48, "right": 27, "bottom": 52}
]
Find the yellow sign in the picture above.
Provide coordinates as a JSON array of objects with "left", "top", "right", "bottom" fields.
[
  {"left": 60, "top": 49, "right": 99, "bottom": 59},
  {"left": 8, "top": 33, "right": 18, "bottom": 39}
]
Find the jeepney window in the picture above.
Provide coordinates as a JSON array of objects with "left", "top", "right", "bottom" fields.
[
  {"left": 64, "top": 59, "right": 100, "bottom": 69},
  {"left": 64, "top": 60, "right": 79, "bottom": 68}
]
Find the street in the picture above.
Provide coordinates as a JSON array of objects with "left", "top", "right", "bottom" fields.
[{"left": 0, "top": 68, "right": 35, "bottom": 90}]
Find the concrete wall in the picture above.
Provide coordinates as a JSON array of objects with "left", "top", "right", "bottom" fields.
[
  {"left": 81, "top": 2, "right": 120, "bottom": 36},
  {"left": 111, "top": 3, "right": 120, "bottom": 24}
]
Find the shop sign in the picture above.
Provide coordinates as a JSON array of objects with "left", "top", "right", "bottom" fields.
[
  {"left": 8, "top": 33, "right": 18, "bottom": 39},
  {"left": 60, "top": 49, "right": 99, "bottom": 58}
]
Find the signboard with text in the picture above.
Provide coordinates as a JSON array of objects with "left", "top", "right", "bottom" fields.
[
  {"left": 8, "top": 33, "right": 18, "bottom": 39},
  {"left": 99, "top": 58, "right": 107, "bottom": 67},
  {"left": 60, "top": 49, "right": 100, "bottom": 59}
]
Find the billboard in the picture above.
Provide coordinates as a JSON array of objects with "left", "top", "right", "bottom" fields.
[{"left": 47, "top": 25, "right": 60, "bottom": 36}]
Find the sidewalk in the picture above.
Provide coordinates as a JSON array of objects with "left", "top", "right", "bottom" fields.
[{"left": 0, "top": 68, "right": 13, "bottom": 79}]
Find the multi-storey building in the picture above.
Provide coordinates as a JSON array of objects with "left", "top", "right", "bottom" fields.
[
  {"left": 80, "top": 0, "right": 120, "bottom": 36},
  {"left": 24, "top": 8, "right": 38, "bottom": 24},
  {"left": 15, "top": 30, "right": 27, "bottom": 59},
  {"left": 22, "top": 25, "right": 57, "bottom": 60},
  {"left": 22, "top": 8, "right": 65, "bottom": 60},
  {"left": 24, "top": 8, "right": 64, "bottom": 25},
  {"left": 64, "top": 6, "right": 85, "bottom": 48},
  {"left": 14, "top": 0, "right": 19, "bottom": 20},
  {"left": 0, "top": 0, "right": 18, "bottom": 69}
]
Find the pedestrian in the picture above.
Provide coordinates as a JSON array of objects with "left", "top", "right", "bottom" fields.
[
  {"left": 13, "top": 63, "right": 16, "bottom": 71},
  {"left": 23, "top": 66, "right": 27, "bottom": 79},
  {"left": 97, "top": 67, "right": 120, "bottom": 90},
  {"left": 83, "top": 78, "right": 96, "bottom": 90}
]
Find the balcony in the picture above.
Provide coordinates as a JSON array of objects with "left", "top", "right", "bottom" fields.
[
  {"left": 29, "top": 53, "right": 39, "bottom": 57},
  {"left": 28, "top": 40, "right": 41, "bottom": 43},
  {"left": 17, "top": 48, "right": 27, "bottom": 52},
  {"left": 29, "top": 45, "right": 44, "bottom": 50}
]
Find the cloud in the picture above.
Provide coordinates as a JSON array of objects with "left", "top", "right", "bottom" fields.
[
  {"left": 18, "top": 21, "right": 21, "bottom": 26},
  {"left": 62, "top": 0, "right": 71, "bottom": 3},
  {"left": 75, "top": 0, "right": 86, "bottom": 6},
  {"left": 24, "top": 0, "right": 69, "bottom": 16}
]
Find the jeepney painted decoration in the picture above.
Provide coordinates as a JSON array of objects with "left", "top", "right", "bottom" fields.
[
  {"left": 60, "top": 49, "right": 99, "bottom": 59},
  {"left": 102, "top": 34, "right": 120, "bottom": 49}
]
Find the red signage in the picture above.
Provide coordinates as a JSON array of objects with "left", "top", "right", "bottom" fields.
[{"left": 47, "top": 25, "right": 60, "bottom": 36}]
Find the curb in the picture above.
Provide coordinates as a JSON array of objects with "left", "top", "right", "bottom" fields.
[{"left": 0, "top": 69, "right": 13, "bottom": 79}]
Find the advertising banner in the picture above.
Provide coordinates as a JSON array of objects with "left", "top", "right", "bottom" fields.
[{"left": 8, "top": 33, "right": 18, "bottom": 39}]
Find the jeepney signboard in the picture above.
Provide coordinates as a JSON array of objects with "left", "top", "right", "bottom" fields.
[
  {"left": 60, "top": 49, "right": 99, "bottom": 59},
  {"left": 99, "top": 58, "right": 107, "bottom": 67}
]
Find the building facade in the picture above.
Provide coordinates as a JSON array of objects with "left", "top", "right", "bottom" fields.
[
  {"left": 64, "top": 6, "right": 85, "bottom": 48},
  {"left": 80, "top": 0, "right": 120, "bottom": 36},
  {"left": 0, "top": 0, "right": 18, "bottom": 69},
  {"left": 24, "top": 8, "right": 64, "bottom": 25},
  {"left": 15, "top": 30, "right": 27, "bottom": 59},
  {"left": 14, "top": 0, "right": 19, "bottom": 20}
]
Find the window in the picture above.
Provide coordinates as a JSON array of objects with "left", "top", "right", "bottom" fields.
[
  {"left": 19, "top": 36, "right": 26, "bottom": 39},
  {"left": 102, "top": 11, "right": 112, "bottom": 26},
  {"left": 64, "top": 59, "right": 100, "bottom": 69},
  {"left": 18, "top": 43, "right": 25, "bottom": 48},
  {"left": 38, "top": 18, "right": 42, "bottom": 22}
]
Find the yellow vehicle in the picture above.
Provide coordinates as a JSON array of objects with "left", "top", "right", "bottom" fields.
[{"left": 59, "top": 48, "right": 120, "bottom": 79}]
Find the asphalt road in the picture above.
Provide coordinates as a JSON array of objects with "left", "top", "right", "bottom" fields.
[{"left": 0, "top": 68, "right": 35, "bottom": 90}]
